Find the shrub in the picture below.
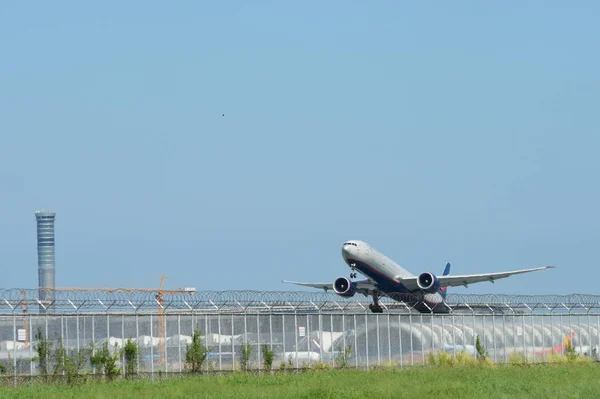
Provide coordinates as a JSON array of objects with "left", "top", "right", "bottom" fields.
[
  {"left": 33, "top": 327, "right": 52, "bottom": 376},
  {"left": 428, "top": 350, "right": 454, "bottom": 367},
  {"left": 261, "top": 344, "right": 274, "bottom": 371},
  {"left": 240, "top": 342, "right": 253, "bottom": 372},
  {"left": 475, "top": 335, "right": 488, "bottom": 361},
  {"left": 91, "top": 343, "right": 120, "bottom": 380},
  {"left": 185, "top": 329, "right": 208, "bottom": 373},
  {"left": 427, "top": 350, "right": 479, "bottom": 367},
  {"left": 122, "top": 339, "right": 138, "bottom": 379},
  {"left": 508, "top": 352, "right": 527, "bottom": 365},
  {"left": 335, "top": 345, "right": 352, "bottom": 369},
  {"left": 312, "top": 361, "right": 332, "bottom": 370}
]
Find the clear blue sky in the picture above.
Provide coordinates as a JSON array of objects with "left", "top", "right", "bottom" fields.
[{"left": 1, "top": 2, "right": 598, "bottom": 295}]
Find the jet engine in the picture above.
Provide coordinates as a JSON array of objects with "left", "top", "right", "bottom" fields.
[
  {"left": 333, "top": 277, "right": 356, "bottom": 297},
  {"left": 417, "top": 272, "right": 440, "bottom": 293}
]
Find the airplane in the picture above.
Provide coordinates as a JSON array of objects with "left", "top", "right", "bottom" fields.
[{"left": 283, "top": 240, "right": 554, "bottom": 313}]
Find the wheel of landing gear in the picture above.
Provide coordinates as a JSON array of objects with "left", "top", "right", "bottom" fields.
[{"left": 369, "top": 304, "right": 384, "bottom": 313}]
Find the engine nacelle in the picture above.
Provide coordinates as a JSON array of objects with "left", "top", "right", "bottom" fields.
[
  {"left": 417, "top": 272, "right": 441, "bottom": 293},
  {"left": 333, "top": 277, "right": 356, "bottom": 298}
]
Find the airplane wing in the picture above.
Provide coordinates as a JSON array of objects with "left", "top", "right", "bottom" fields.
[
  {"left": 282, "top": 279, "right": 378, "bottom": 296},
  {"left": 399, "top": 265, "right": 554, "bottom": 289}
]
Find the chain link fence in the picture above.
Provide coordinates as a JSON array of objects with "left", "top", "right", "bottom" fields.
[{"left": 0, "top": 310, "right": 598, "bottom": 386}]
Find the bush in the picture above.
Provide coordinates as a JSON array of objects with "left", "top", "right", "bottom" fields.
[
  {"left": 34, "top": 327, "right": 52, "bottom": 376},
  {"left": 185, "top": 329, "right": 208, "bottom": 373},
  {"left": 508, "top": 352, "right": 527, "bottom": 365},
  {"left": 335, "top": 345, "right": 352, "bottom": 369},
  {"left": 240, "top": 342, "right": 253, "bottom": 372},
  {"left": 122, "top": 339, "right": 138, "bottom": 379},
  {"left": 427, "top": 350, "right": 480, "bottom": 367},
  {"left": 51, "top": 342, "right": 93, "bottom": 385},
  {"left": 475, "top": 335, "right": 488, "bottom": 361},
  {"left": 312, "top": 361, "right": 332, "bottom": 370},
  {"left": 261, "top": 345, "right": 274, "bottom": 371},
  {"left": 91, "top": 343, "right": 120, "bottom": 380}
]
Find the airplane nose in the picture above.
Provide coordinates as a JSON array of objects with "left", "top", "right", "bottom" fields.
[{"left": 341, "top": 245, "right": 352, "bottom": 257}]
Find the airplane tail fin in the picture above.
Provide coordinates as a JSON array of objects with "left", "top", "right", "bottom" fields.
[{"left": 440, "top": 262, "right": 451, "bottom": 300}]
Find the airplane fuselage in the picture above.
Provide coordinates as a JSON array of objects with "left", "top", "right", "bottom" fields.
[{"left": 341, "top": 240, "right": 445, "bottom": 309}]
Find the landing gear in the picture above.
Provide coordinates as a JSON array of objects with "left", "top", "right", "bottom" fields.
[{"left": 369, "top": 294, "right": 383, "bottom": 313}]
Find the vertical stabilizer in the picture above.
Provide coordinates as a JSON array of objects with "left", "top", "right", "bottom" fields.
[{"left": 440, "top": 262, "right": 451, "bottom": 299}]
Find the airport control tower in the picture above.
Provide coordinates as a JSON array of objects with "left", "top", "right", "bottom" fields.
[{"left": 35, "top": 210, "right": 56, "bottom": 312}]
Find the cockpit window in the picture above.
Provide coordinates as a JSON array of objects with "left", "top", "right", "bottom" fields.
[{"left": 344, "top": 242, "right": 358, "bottom": 246}]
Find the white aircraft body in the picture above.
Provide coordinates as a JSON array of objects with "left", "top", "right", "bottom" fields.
[{"left": 283, "top": 240, "right": 554, "bottom": 313}]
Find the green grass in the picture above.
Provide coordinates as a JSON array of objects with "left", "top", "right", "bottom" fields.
[{"left": 1, "top": 363, "right": 599, "bottom": 398}]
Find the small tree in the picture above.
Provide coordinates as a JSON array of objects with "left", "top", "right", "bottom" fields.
[
  {"left": 53, "top": 342, "right": 67, "bottom": 375},
  {"left": 91, "top": 343, "right": 120, "bottom": 380},
  {"left": 261, "top": 344, "right": 274, "bottom": 371},
  {"left": 185, "top": 329, "right": 208, "bottom": 373},
  {"left": 33, "top": 327, "right": 52, "bottom": 377},
  {"left": 73, "top": 344, "right": 94, "bottom": 372},
  {"left": 240, "top": 342, "right": 253, "bottom": 372},
  {"left": 475, "top": 335, "right": 488, "bottom": 361},
  {"left": 54, "top": 347, "right": 80, "bottom": 384},
  {"left": 122, "top": 339, "right": 138, "bottom": 379}
]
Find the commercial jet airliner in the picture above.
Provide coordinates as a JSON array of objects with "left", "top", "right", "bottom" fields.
[{"left": 283, "top": 240, "right": 554, "bottom": 313}]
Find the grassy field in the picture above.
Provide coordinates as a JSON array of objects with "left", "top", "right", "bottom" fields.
[{"left": 0, "top": 363, "right": 598, "bottom": 399}]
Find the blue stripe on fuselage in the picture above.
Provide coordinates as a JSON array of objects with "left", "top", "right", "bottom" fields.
[{"left": 345, "top": 258, "right": 412, "bottom": 294}]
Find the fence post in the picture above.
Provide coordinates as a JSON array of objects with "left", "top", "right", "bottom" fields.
[
  {"left": 306, "top": 314, "right": 311, "bottom": 368},
  {"left": 256, "top": 313, "right": 261, "bottom": 371},
  {"left": 231, "top": 313, "right": 235, "bottom": 372},
  {"left": 318, "top": 310, "right": 323, "bottom": 364},
  {"left": 205, "top": 314, "right": 209, "bottom": 372},
  {"left": 165, "top": 314, "right": 168, "bottom": 374},
  {"left": 354, "top": 314, "right": 358, "bottom": 369},
  {"left": 376, "top": 314, "right": 381, "bottom": 367},
  {"left": 150, "top": 314, "right": 154, "bottom": 380},
  {"left": 364, "top": 313, "right": 369, "bottom": 370},
  {"left": 532, "top": 313, "right": 537, "bottom": 363},
  {"left": 218, "top": 312, "right": 222, "bottom": 371},
  {"left": 29, "top": 315, "right": 33, "bottom": 377},
  {"left": 178, "top": 314, "right": 182, "bottom": 372},
  {"left": 502, "top": 314, "right": 507, "bottom": 364},
  {"left": 421, "top": 314, "right": 426, "bottom": 366},
  {"left": 451, "top": 315, "right": 456, "bottom": 359},
  {"left": 521, "top": 315, "right": 527, "bottom": 359},
  {"left": 398, "top": 314, "right": 403, "bottom": 368},
  {"left": 76, "top": 313, "right": 80, "bottom": 361},
  {"left": 294, "top": 312, "right": 298, "bottom": 369},
  {"left": 269, "top": 312, "right": 273, "bottom": 352},
  {"left": 61, "top": 315, "right": 65, "bottom": 374},
  {"left": 409, "top": 314, "right": 414, "bottom": 367},
  {"left": 13, "top": 312, "right": 17, "bottom": 387},
  {"left": 330, "top": 314, "right": 335, "bottom": 368},
  {"left": 91, "top": 315, "right": 95, "bottom": 374},
  {"left": 136, "top": 313, "right": 140, "bottom": 374},
  {"left": 387, "top": 313, "right": 391, "bottom": 365},
  {"left": 281, "top": 314, "right": 286, "bottom": 370}
]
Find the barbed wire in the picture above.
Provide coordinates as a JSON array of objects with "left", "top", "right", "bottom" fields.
[{"left": 1, "top": 288, "right": 600, "bottom": 314}]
